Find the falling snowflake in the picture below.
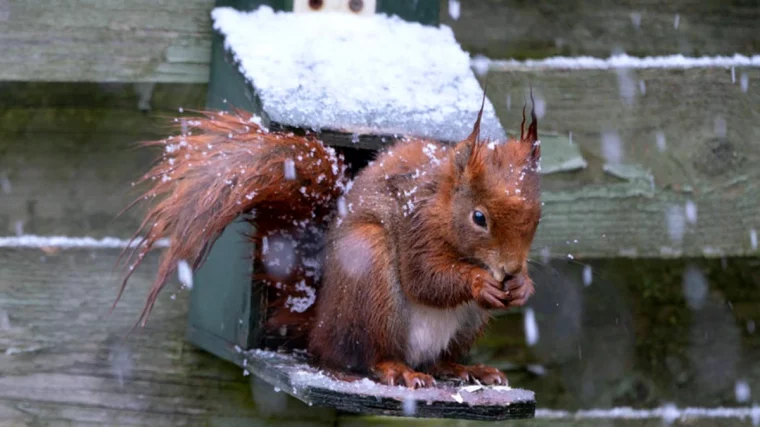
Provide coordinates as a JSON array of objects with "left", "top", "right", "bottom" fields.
[
  {"left": 582, "top": 265, "right": 593, "bottom": 286},
  {"left": 448, "top": 0, "right": 460, "bottom": 20},
  {"left": 177, "top": 259, "right": 194, "bottom": 289},
  {"left": 284, "top": 159, "right": 296, "bottom": 180},
  {"left": 523, "top": 307, "right": 539, "bottom": 346}
]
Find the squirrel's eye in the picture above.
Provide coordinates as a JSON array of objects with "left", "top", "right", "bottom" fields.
[{"left": 472, "top": 210, "right": 487, "bottom": 229}]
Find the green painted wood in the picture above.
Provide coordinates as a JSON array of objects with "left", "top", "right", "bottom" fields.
[
  {"left": 214, "top": 0, "right": 289, "bottom": 11},
  {"left": 377, "top": 0, "right": 439, "bottom": 26},
  {"left": 205, "top": 32, "right": 263, "bottom": 114},
  {"left": 185, "top": 16, "right": 266, "bottom": 364},
  {"left": 186, "top": 217, "right": 260, "bottom": 366}
]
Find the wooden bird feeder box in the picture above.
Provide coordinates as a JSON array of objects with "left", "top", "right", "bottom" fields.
[{"left": 184, "top": 0, "right": 536, "bottom": 420}]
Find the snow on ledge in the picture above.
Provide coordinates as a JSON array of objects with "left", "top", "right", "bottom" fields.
[
  {"left": 483, "top": 53, "right": 760, "bottom": 71},
  {"left": 537, "top": 405, "right": 760, "bottom": 423},
  {"left": 210, "top": 6, "right": 505, "bottom": 143},
  {"left": 0, "top": 235, "right": 170, "bottom": 249},
  {"left": 245, "top": 349, "right": 534, "bottom": 407}
]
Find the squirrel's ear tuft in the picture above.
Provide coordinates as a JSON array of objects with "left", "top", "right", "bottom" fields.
[
  {"left": 455, "top": 81, "right": 488, "bottom": 174},
  {"left": 464, "top": 80, "right": 488, "bottom": 145},
  {"left": 453, "top": 138, "right": 474, "bottom": 175},
  {"left": 520, "top": 86, "right": 540, "bottom": 164}
]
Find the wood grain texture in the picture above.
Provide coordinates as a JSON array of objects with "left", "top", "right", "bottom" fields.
[
  {"left": 3, "top": 0, "right": 758, "bottom": 83},
  {"left": 441, "top": 0, "right": 760, "bottom": 59},
  {"left": 0, "top": 0, "right": 214, "bottom": 83},
  {"left": 0, "top": 82, "right": 207, "bottom": 111},
  {"left": 0, "top": 248, "right": 335, "bottom": 426},
  {"left": 336, "top": 257, "right": 760, "bottom": 423},
  {"left": 483, "top": 66, "right": 760, "bottom": 258},
  {"left": 2, "top": 74, "right": 759, "bottom": 257},
  {"left": 341, "top": 417, "right": 760, "bottom": 427},
  {"left": 2, "top": 250, "right": 759, "bottom": 425},
  {"left": 0, "top": 83, "right": 207, "bottom": 238}
]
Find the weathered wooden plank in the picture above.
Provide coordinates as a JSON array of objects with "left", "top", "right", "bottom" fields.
[
  {"left": 336, "top": 258, "right": 760, "bottom": 426},
  {"left": 340, "top": 416, "right": 760, "bottom": 427},
  {"left": 0, "top": 248, "right": 336, "bottom": 426},
  {"left": 0, "top": 0, "right": 214, "bottom": 83},
  {"left": 442, "top": 0, "right": 760, "bottom": 59},
  {"left": 0, "top": 82, "right": 207, "bottom": 238},
  {"left": 0, "top": 82, "right": 207, "bottom": 111},
  {"left": 481, "top": 257, "right": 760, "bottom": 408},
  {"left": 2, "top": 250, "right": 759, "bottom": 424},
  {"left": 482, "top": 65, "right": 760, "bottom": 258},
  {"left": 2, "top": 70, "right": 759, "bottom": 257},
  {"left": 0, "top": 131, "right": 156, "bottom": 238},
  {"left": 244, "top": 350, "right": 535, "bottom": 421},
  {"left": 4, "top": 0, "right": 758, "bottom": 83},
  {"left": 485, "top": 66, "right": 760, "bottom": 191}
]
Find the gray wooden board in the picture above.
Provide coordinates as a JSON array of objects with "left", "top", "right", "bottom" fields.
[
  {"left": 0, "top": 132, "right": 154, "bottom": 238},
  {"left": 441, "top": 0, "right": 760, "bottom": 60},
  {"left": 480, "top": 66, "right": 760, "bottom": 258},
  {"left": 340, "top": 417, "right": 760, "bottom": 427},
  {"left": 2, "top": 0, "right": 759, "bottom": 83},
  {"left": 0, "top": 0, "right": 214, "bottom": 83},
  {"left": 1, "top": 74, "right": 759, "bottom": 257},
  {"left": 342, "top": 256, "right": 760, "bottom": 426},
  {"left": 244, "top": 350, "right": 536, "bottom": 421},
  {"left": 2, "top": 247, "right": 759, "bottom": 425},
  {"left": 0, "top": 81, "right": 207, "bottom": 114},
  {"left": 483, "top": 67, "right": 760, "bottom": 193},
  {"left": 0, "top": 82, "right": 207, "bottom": 238},
  {"left": 0, "top": 247, "right": 336, "bottom": 426}
]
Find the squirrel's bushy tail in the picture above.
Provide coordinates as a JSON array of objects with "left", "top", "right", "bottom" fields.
[{"left": 116, "top": 109, "right": 348, "bottom": 344}]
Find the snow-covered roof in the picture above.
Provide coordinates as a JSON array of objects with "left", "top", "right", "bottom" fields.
[{"left": 211, "top": 6, "right": 506, "bottom": 143}]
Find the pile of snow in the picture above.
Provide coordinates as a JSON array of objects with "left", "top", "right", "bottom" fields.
[{"left": 211, "top": 6, "right": 505, "bottom": 143}]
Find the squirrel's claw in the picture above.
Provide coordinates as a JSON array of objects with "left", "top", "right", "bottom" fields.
[
  {"left": 471, "top": 268, "right": 509, "bottom": 309},
  {"left": 503, "top": 274, "right": 535, "bottom": 308},
  {"left": 403, "top": 372, "right": 436, "bottom": 389},
  {"left": 373, "top": 361, "right": 436, "bottom": 389},
  {"left": 428, "top": 362, "right": 508, "bottom": 386}
]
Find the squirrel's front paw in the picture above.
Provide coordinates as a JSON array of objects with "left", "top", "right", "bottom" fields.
[
  {"left": 503, "top": 273, "right": 535, "bottom": 307},
  {"left": 470, "top": 268, "right": 508, "bottom": 309}
]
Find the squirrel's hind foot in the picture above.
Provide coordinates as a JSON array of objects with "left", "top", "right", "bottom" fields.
[
  {"left": 372, "top": 361, "right": 437, "bottom": 389},
  {"left": 429, "top": 361, "right": 508, "bottom": 386}
]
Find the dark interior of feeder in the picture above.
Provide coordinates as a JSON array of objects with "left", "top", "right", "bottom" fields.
[{"left": 253, "top": 143, "right": 377, "bottom": 351}]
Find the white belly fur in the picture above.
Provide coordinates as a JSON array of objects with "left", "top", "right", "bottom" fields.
[{"left": 405, "top": 301, "right": 483, "bottom": 368}]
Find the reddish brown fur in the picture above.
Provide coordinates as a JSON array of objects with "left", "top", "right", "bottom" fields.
[
  {"left": 308, "top": 97, "right": 541, "bottom": 387},
  {"left": 119, "top": 91, "right": 542, "bottom": 389},
  {"left": 116, "top": 109, "right": 348, "bottom": 332}
]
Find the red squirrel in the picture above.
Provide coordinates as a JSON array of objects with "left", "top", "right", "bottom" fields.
[{"left": 116, "top": 92, "right": 542, "bottom": 390}]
